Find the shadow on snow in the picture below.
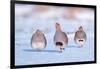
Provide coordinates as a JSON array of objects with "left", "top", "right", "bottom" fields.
[{"left": 23, "top": 49, "right": 62, "bottom": 53}]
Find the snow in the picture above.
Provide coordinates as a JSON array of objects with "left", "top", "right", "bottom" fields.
[{"left": 15, "top": 4, "right": 95, "bottom": 65}]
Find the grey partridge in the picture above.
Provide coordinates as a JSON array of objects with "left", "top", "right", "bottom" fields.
[
  {"left": 31, "top": 29, "right": 47, "bottom": 50},
  {"left": 54, "top": 23, "right": 68, "bottom": 52}
]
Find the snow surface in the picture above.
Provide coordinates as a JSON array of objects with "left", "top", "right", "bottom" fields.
[{"left": 15, "top": 4, "right": 95, "bottom": 65}]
